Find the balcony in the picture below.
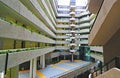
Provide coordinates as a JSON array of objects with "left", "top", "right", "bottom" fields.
[
  {"left": 56, "top": 19, "right": 69, "bottom": 23},
  {"left": 0, "top": 19, "right": 55, "bottom": 44},
  {"left": 79, "top": 23, "right": 90, "bottom": 29},
  {"left": 56, "top": 41, "right": 67, "bottom": 44},
  {"left": 70, "top": 49, "right": 76, "bottom": 53},
  {"left": 70, "top": 24, "right": 76, "bottom": 28},
  {"left": 70, "top": 30, "right": 76, "bottom": 33},
  {"left": 56, "top": 30, "right": 69, "bottom": 33},
  {"left": 70, "top": 37, "right": 76, "bottom": 39},
  {"left": 70, "top": 43, "right": 77, "bottom": 46},
  {"left": 80, "top": 40, "right": 88, "bottom": 44},
  {"left": 90, "top": 46, "right": 103, "bottom": 53},
  {"left": 0, "top": 47, "right": 55, "bottom": 71},
  {"left": 79, "top": 11, "right": 90, "bottom": 17},
  {"left": 70, "top": 5, "right": 76, "bottom": 11},
  {"left": 55, "top": 46, "right": 69, "bottom": 50},
  {"left": 69, "top": 17, "right": 76, "bottom": 23},
  {"left": 56, "top": 35, "right": 68, "bottom": 39},
  {"left": 79, "top": 17, "right": 90, "bottom": 23},
  {"left": 69, "top": 11, "right": 75, "bottom": 17},
  {"left": 90, "top": 52, "right": 103, "bottom": 62},
  {"left": 80, "top": 29, "right": 89, "bottom": 33},
  {"left": 0, "top": 0, "right": 56, "bottom": 38},
  {"left": 80, "top": 34, "right": 89, "bottom": 39},
  {"left": 56, "top": 25, "right": 69, "bottom": 28}
]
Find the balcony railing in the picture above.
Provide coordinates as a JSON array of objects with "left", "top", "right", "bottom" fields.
[{"left": 91, "top": 56, "right": 120, "bottom": 78}]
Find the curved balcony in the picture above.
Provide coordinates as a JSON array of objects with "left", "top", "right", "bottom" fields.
[
  {"left": 70, "top": 37, "right": 76, "bottom": 39},
  {"left": 70, "top": 30, "right": 76, "bottom": 33},
  {"left": 70, "top": 17, "right": 76, "bottom": 23},
  {"left": 70, "top": 49, "right": 76, "bottom": 53},
  {"left": 70, "top": 5, "right": 76, "bottom": 11},
  {"left": 70, "top": 24, "right": 76, "bottom": 28},
  {"left": 70, "top": 11, "right": 75, "bottom": 17},
  {"left": 70, "top": 43, "right": 77, "bottom": 46}
]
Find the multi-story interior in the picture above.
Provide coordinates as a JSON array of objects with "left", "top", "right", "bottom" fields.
[{"left": 0, "top": 0, "right": 120, "bottom": 78}]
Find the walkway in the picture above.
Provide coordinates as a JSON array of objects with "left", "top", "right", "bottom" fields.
[{"left": 19, "top": 60, "right": 91, "bottom": 78}]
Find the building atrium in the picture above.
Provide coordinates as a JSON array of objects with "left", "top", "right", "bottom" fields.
[{"left": 0, "top": 0, "right": 120, "bottom": 78}]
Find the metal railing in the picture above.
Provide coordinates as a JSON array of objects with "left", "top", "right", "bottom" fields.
[{"left": 91, "top": 56, "right": 120, "bottom": 78}]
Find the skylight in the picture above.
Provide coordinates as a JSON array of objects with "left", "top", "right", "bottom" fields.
[
  {"left": 55, "top": 0, "right": 88, "bottom": 15},
  {"left": 57, "top": 0, "right": 70, "bottom": 6},
  {"left": 57, "top": 0, "right": 88, "bottom": 6},
  {"left": 76, "top": 0, "right": 88, "bottom": 6}
]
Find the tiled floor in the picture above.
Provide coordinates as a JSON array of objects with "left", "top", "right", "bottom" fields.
[{"left": 19, "top": 60, "right": 91, "bottom": 78}]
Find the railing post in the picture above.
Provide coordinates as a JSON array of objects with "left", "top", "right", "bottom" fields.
[
  {"left": 91, "top": 73, "right": 93, "bottom": 78},
  {"left": 115, "top": 57, "right": 120, "bottom": 69},
  {"left": 100, "top": 67, "right": 102, "bottom": 74},
  {"left": 106, "top": 65, "right": 109, "bottom": 71},
  {"left": 100, "top": 62, "right": 102, "bottom": 74},
  {"left": 4, "top": 53, "right": 9, "bottom": 78}
]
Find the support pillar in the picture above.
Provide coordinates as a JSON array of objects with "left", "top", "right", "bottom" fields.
[
  {"left": 0, "top": 71, "right": 4, "bottom": 78},
  {"left": 64, "top": 55, "right": 66, "bottom": 60},
  {"left": 77, "top": 54, "right": 79, "bottom": 60},
  {"left": 13, "top": 40, "right": 16, "bottom": 49},
  {"left": 21, "top": 41, "right": 25, "bottom": 48},
  {"left": 5, "top": 66, "right": 19, "bottom": 78},
  {"left": 40, "top": 55, "right": 45, "bottom": 69},
  {"left": 30, "top": 58, "right": 37, "bottom": 78},
  {"left": 0, "top": 40, "right": 3, "bottom": 50},
  {"left": 71, "top": 53, "right": 74, "bottom": 62}
]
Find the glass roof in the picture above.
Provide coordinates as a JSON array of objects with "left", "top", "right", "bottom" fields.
[
  {"left": 76, "top": 0, "right": 88, "bottom": 6},
  {"left": 57, "top": 0, "right": 70, "bottom": 6},
  {"left": 56, "top": 0, "right": 88, "bottom": 15},
  {"left": 57, "top": 0, "right": 88, "bottom": 6}
]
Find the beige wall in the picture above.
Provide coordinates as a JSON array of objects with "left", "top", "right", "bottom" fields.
[
  {"left": 88, "top": 0, "right": 103, "bottom": 14},
  {"left": 88, "top": 0, "right": 120, "bottom": 63},
  {"left": 103, "top": 29, "right": 120, "bottom": 63}
]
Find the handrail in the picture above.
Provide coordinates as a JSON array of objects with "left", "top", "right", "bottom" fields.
[
  {"left": 0, "top": 47, "right": 51, "bottom": 54},
  {"left": 91, "top": 56, "right": 120, "bottom": 78}
]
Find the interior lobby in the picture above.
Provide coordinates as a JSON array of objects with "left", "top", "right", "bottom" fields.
[{"left": 0, "top": 0, "right": 120, "bottom": 78}]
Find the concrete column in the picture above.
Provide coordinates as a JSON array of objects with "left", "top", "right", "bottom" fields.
[
  {"left": 33, "top": 58, "right": 37, "bottom": 78},
  {"left": 77, "top": 55, "right": 79, "bottom": 59},
  {"left": 0, "top": 40, "right": 3, "bottom": 49},
  {"left": 40, "top": 55, "right": 45, "bottom": 68},
  {"left": 57, "top": 56, "right": 59, "bottom": 62},
  {"left": 29, "top": 58, "right": 37, "bottom": 78},
  {"left": 0, "top": 71, "right": 4, "bottom": 78},
  {"left": 30, "top": 59, "right": 33, "bottom": 78},
  {"left": 64, "top": 55, "right": 66, "bottom": 60},
  {"left": 5, "top": 66, "right": 19, "bottom": 78},
  {"left": 71, "top": 54, "right": 74, "bottom": 62}
]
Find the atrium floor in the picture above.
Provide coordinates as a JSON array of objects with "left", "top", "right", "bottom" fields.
[{"left": 19, "top": 60, "right": 91, "bottom": 78}]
